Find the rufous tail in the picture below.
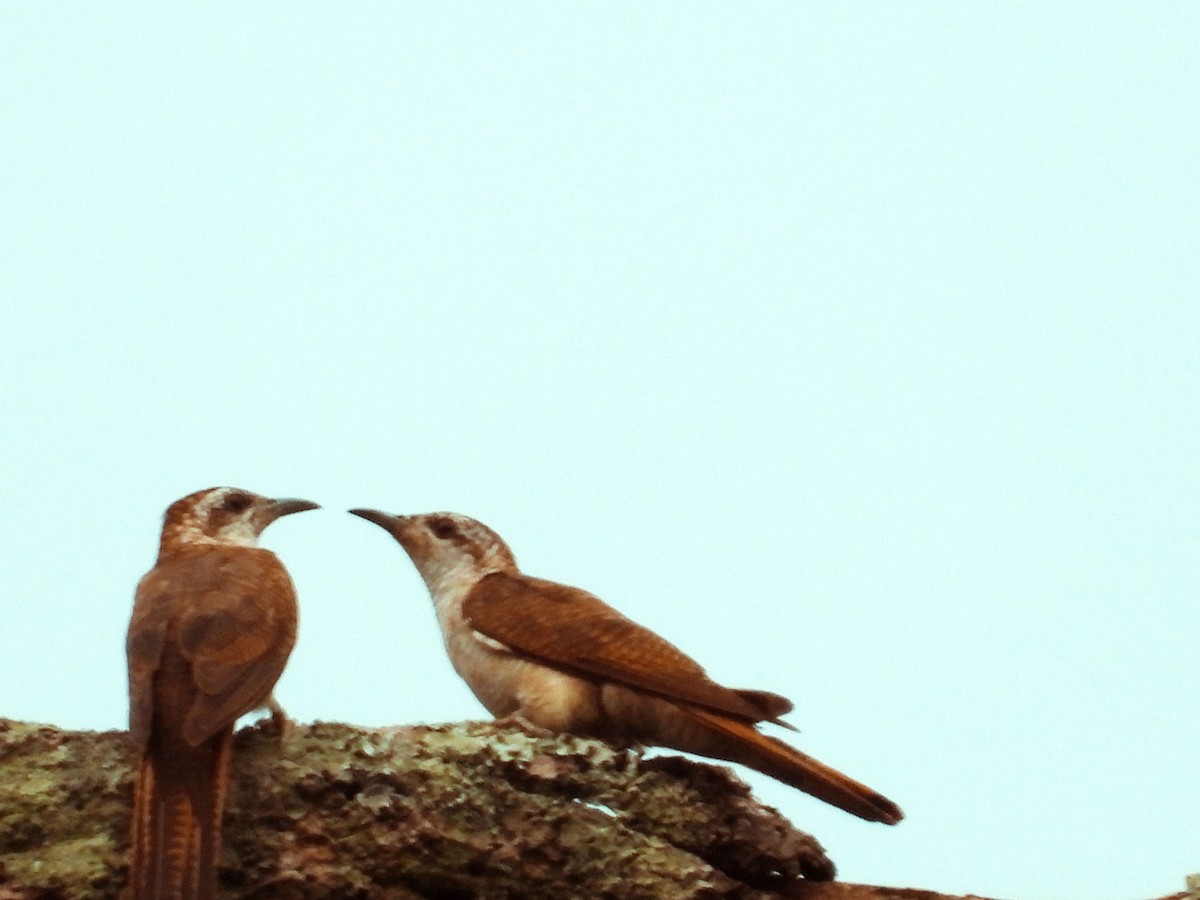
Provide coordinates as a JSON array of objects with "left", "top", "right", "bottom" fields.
[
  {"left": 127, "top": 728, "right": 234, "bottom": 900},
  {"left": 682, "top": 707, "right": 903, "bottom": 825}
]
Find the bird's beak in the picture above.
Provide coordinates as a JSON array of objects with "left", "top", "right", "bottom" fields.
[
  {"left": 259, "top": 497, "right": 321, "bottom": 527},
  {"left": 348, "top": 508, "right": 409, "bottom": 537}
]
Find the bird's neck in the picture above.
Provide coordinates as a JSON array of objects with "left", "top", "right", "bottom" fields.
[{"left": 156, "top": 526, "right": 262, "bottom": 562}]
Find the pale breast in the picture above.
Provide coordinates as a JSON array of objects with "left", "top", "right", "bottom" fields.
[{"left": 436, "top": 598, "right": 608, "bottom": 734}]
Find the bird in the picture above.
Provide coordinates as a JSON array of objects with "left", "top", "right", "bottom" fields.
[
  {"left": 126, "top": 487, "right": 318, "bottom": 900},
  {"left": 348, "top": 508, "right": 903, "bottom": 826}
]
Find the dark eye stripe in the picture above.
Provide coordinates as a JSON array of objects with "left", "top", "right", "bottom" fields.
[{"left": 223, "top": 491, "right": 253, "bottom": 514}]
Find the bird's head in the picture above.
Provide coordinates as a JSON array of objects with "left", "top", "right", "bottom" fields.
[
  {"left": 349, "top": 509, "right": 517, "bottom": 596},
  {"left": 159, "top": 487, "right": 319, "bottom": 556}
]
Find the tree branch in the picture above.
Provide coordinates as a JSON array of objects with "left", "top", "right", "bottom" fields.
[{"left": 0, "top": 719, "right": 1188, "bottom": 899}]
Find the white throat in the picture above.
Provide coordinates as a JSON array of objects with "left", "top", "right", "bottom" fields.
[
  {"left": 423, "top": 554, "right": 492, "bottom": 610},
  {"left": 173, "top": 516, "right": 261, "bottom": 548}
]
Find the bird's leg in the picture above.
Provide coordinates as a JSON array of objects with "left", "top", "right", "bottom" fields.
[{"left": 258, "top": 693, "right": 293, "bottom": 740}]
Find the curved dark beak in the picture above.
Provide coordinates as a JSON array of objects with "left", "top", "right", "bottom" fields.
[
  {"left": 348, "top": 508, "right": 409, "bottom": 535},
  {"left": 260, "top": 497, "right": 320, "bottom": 527}
]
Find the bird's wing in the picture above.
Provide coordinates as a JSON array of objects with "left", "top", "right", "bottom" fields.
[
  {"left": 177, "top": 556, "right": 300, "bottom": 748},
  {"left": 171, "top": 551, "right": 299, "bottom": 744},
  {"left": 463, "top": 571, "right": 789, "bottom": 724},
  {"left": 126, "top": 569, "right": 174, "bottom": 751},
  {"left": 735, "top": 688, "right": 797, "bottom": 728}
]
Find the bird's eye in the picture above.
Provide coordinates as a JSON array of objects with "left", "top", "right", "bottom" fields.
[
  {"left": 223, "top": 492, "right": 253, "bottom": 514},
  {"left": 430, "top": 518, "right": 457, "bottom": 540}
]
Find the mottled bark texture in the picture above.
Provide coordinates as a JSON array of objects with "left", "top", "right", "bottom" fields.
[{"left": 0, "top": 718, "right": 1190, "bottom": 900}]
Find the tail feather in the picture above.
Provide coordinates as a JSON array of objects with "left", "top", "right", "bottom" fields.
[
  {"left": 128, "top": 728, "right": 233, "bottom": 900},
  {"left": 682, "top": 707, "right": 903, "bottom": 825}
]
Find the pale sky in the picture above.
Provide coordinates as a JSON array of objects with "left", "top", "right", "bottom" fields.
[{"left": 2, "top": 6, "right": 1196, "bottom": 899}]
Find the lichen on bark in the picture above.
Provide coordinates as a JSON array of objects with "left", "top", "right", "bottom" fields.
[
  {"left": 14, "top": 718, "right": 1183, "bottom": 900},
  {"left": 0, "top": 717, "right": 834, "bottom": 899}
]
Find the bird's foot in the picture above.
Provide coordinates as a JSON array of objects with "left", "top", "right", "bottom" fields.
[
  {"left": 610, "top": 738, "right": 646, "bottom": 773},
  {"left": 494, "top": 714, "right": 557, "bottom": 739}
]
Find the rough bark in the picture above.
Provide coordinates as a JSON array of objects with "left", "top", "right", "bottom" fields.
[{"left": 0, "top": 718, "right": 1190, "bottom": 900}]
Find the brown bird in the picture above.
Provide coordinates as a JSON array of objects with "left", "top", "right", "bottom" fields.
[
  {"left": 348, "top": 509, "right": 903, "bottom": 826},
  {"left": 126, "top": 487, "right": 318, "bottom": 900}
]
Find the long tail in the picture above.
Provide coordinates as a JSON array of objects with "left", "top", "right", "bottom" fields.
[
  {"left": 128, "top": 728, "right": 234, "bottom": 900},
  {"left": 680, "top": 707, "right": 903, "bottom": 825}
]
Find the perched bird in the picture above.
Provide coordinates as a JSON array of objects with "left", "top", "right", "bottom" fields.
[
  {"left": 126, "top": 487, "right": 318, "bottom": 900},
  {"left": 348, "top": 509, "right": 903, "bottom": 825}
]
